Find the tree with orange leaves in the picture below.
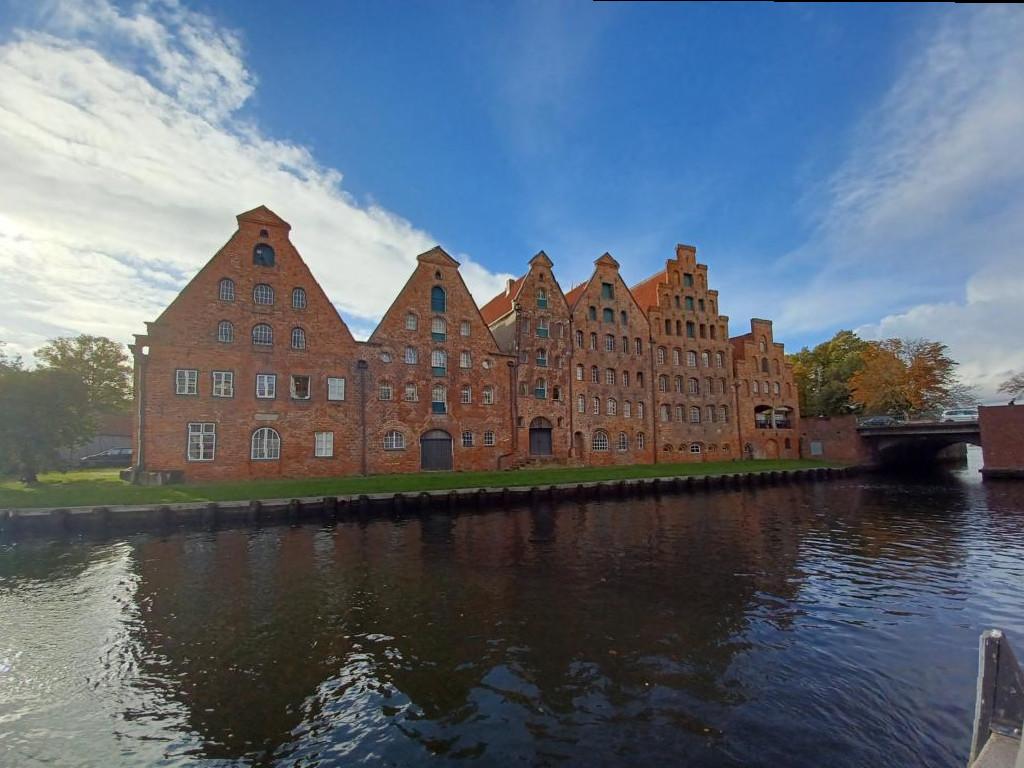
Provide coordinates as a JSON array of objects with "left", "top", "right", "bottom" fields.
[{"left": 850, "top": 338, "right": 966, "bottom": 416}]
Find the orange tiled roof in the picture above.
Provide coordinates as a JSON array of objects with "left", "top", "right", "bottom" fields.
[
  {"left": 479, "top": 275, "right": 526, "bottom": 325},
  {"left": 629, "top": 271, "right": 666, "bottom": 312},
  {"left": 564, "top": 282, "right": 588, "bottom": 309}
]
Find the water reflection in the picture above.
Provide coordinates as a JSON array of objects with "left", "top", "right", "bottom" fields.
[{"left": 2, "top": 467, "right": 1024, "bottom": 767}]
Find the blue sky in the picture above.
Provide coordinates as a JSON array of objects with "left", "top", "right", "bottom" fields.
[{"left": 0, "top": 1, "right": 1022, "bottom": 399}]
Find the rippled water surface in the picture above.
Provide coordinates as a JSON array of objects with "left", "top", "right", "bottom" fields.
[{"left": 2, "top": 453, "right": 1023, "bottom": 767}]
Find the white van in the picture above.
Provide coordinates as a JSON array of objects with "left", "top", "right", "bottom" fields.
[{"left": 940, "top": 407, "right": 979, "bottom": 423}]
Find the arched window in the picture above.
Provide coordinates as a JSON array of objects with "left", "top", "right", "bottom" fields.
[
  {"left": 687, "top": 350, "right": 697, "bottom": 367},
  {"left": 603, "top": 368, "right": 614, "bottom": 385},
  {"left": 590, "top": 365, "right": 599, "bottom": 383},
  {"left": 673, "top": 348, "right": 681, "bottom": 366},
  {"left": 752, "top": 380, "right": 760, "bottom": 394},
  {"left": 657, "top": 347, "right": 666, "bottom": 365},
  {"left": 483, "top": 386, "right": 495, "bottom": 404},
  {"left": 383, "top": 431, "right": 405, "bottom": 450},
  {"left": 759, "top": 337, "right": 767, "bottom": 352},
  {"left": 622, "top": 370, "right": 630, "bottom": 387},
  {"left": 253, "top": 284, "right": 274, "bottom": 305},
  {"left": 431, "top": 286, "right": 446, "bottom": 312},
  {"left": 251, "top": 427, "right": 280, "bottom": 459},
  {"left": 761, "top": 358, "right": 769, "bottom": 373},
  {"left": 637, "top": 432, "right": 645, "bottom": 449},
  {"left": 720, "top": 405, "right": 729, "bottom": 423},
  {"left": 592, "top": 431, "right": 609, "bottom": 451},
  {"left": 622, "top": 336, "right": 629, "bottom": 353},
  {"left": 461, "top": 384, "right": 472, "bottom": 403},
  {"left": 431, "top": 384, "right": 447, "bottom": 414},
  {"left": 405, "top": 346, "right": 418, "bottom": 364},
  {"left": 590, "top": 333, "right": 597, "bottom": 350},
  {"left": 664, "top": 319, "right": 672, "bottom": 335},
  {"left": 688, "top": 377, "right": 699, "bottom": 394},
  {"left": 603, "top": 308, "right": 614, "bottom": 323},
  {"left": 253, "top": 244, "right": 275, "bottom": 267},
  {"left": 674, "top": 376, "right": 683, "bottom": 393},
  {"left": 588, "top": 306, "right": 597, "bottom": 320},
  {"left": 535, "top": 378, "right": 547, "bottom": 399},
  {"left": 607, "top": 398, "right": 617, "bottom": 415},
  {"left": 690, "top": 442, "right": 702, "bottom": 454},
  {"left": 637, "top": 401, "right": 645, "bottom": 419},
  {"left": 624, "top": 400, "right": 632, "bottom": 418},
  {"left": 576, "top": 330, "right": 584, "bottom": 348},
  {"left": 675, "top": 405, "right": 684, "bottom": 422},
  {"left": 292, "top": 287, "right": 307, "bottom": 309},
  {"left": 379, "top": 380, "right": 393, "bottom": 400},
  {"left": 218, "top": 278, "right": 235, "bottom": 301},
  {"left": 617, "top": 432, "right": 629, "bottom": 451},
  {"left": 635, "top": 338, "right": 643, "bottom": 354},
  {"left": 659, "top": 375, "right": 668, "bottom": 392},
  {"left": 690, "top": 406, "right": 701, "bottom": 424},
  {"left": 660, "top": 404, "right": 670, "bottom": 422},
  {"left": 217, "top": 321, "right": 233, "bottom": 343},
  {"left": 577, "top": 394, "right": 585, "bottom": 413},
  {"left": 707, "top": 405, "right": 716, "bottom": 423},
  {"left": 773, "top": 359, "right": 780, "bottom": 374},
  {"left": 701, "top": 351, "right": 710, "bottom": 367},
  {"left": 605, "top": 334, "right": 615, "bottom": 351},
  {"left": 252, "top": 323, "right": 272, "bottom": 346},
  {"left": 774, "top": 381, "right": 781, "bottom": 395},
  {"left": 431, "top": 349, "right": 447, "bottom": 375},
  {"left": 576, "top": 364, "right": 584, "bottom": 381},
  {"left": 716, "top": 351, "right": 724, "bottom": 368},
  {"left": 620, "top": 311, "right": 627, "bottom": 325},
  {"left": 291, "top": 327, "right": 306, "bottom": 349},
  {"left": 405, "top": 313, "right": 418, "bottom": 331},
  {"left": 592, "top": 396, "right": 600, "bottom": 414}
]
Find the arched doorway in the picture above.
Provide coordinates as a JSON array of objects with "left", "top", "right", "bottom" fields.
[
  {"left": 529, "top": 417, "right": 553, "bottom": 456},
  {"left": 420, "top": 429, "right": 453, "bottom": 471},
  {"left": 573, "top": 431, "right": 584, "bottom": 459},
  {"left": 764, "top": 439, "right": 779, "bottom": 459}
]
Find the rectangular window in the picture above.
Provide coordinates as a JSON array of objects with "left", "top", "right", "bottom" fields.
[
  {"left": 404, "top": 347, "right": 418, "bottom": 364},
  {"left": 605, "top": 335, "right": 615, "bottom": 351},
  {"left": 431, "top": 349, "right": 447, "bottom": 376},
  {"left": 686, "top": 322, "right": 695, "bottom": 338},
  {"left": 462, "top": 431, "right": 474, "bottom": 447},
  {"left": 601, "top": 282, "right": 614, "bottom": 299},
  {"left": 404, "top": 383, "right": 419, "bottom": 401},
  {"left": 327, "top": 377, "right": 346, "bottom": 401},
  {"left": 379, "top": 381, "right": 393, "bottom": 401},
  {"left": 460, "top": 320, "right": 471, "bottom": 337},
  {"left": 461, "top": 386, "right": 472, "bottom": 404},
  {"left": 256, "top": 373, "right": 276, "bottom": 399},
  {"left": 314, "top": 431, "right": 334, "bottom": 458},
  {"left": 186, "top": 422, "right": 215, "bottom": 461},
  {"left": 212, "top": 371, "right": 233, "bottom": 398},
  {"left": 405, "top": 313, "right": 418, "bottom": 330},
  {"left": 484, "top": 431, "right": 495, "bottom": 447},
  {"left": 483, "top": 386, "right": 494, "bottom": 405},
  {"left": 683, "top": 273, "right": 693, "bottom": 287},
  {"left": 536, "top": 350, "right": 547, "bottom": 367},
  {"left": 536, "top": 319, "right": 549, "bottom": 338},
  {"left": 290, "top": 374, "right": 311, "bottom": 400},
  {"left": 431, "top": 387, "right": 447, "bottom": 414},
  {"left": 685, "top": 296, "right": 694, "bottom": 311},
  {"left": 175, "top": 369, "right": 198, "bottom": 395},
  {"left": 431, "top": 317, "right": 446, "bottom": 342},
  {"left": 460, "top": 351, "right": 471, "bottom": 369}
]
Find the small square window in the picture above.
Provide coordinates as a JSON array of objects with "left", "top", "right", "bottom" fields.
[{"left": 462, "top": 431, "right": 474, "bottom": 447}]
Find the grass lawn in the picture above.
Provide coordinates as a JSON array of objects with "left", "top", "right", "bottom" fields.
[{"left": 0, "top": 459, "right": 837, "bottom": 509}]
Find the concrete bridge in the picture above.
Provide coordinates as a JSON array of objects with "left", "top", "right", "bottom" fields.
[{"left": 849, "top": 406, "right": 1024, "bottom": 476}]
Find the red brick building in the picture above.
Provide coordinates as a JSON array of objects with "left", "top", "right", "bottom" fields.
[
  {"left": 731, "top": 319, "right": 801, "bottom": 459},
  {"left": 130, "top": 207, "right": 803, "bottom": 482},
  {"left": 632, "top": 244, "right": 740, "bottom": 462},
  {"left": 480, "top": 252, "right": 572, "bottom": 465},
  {"left": 563, "top": 254, "right": 656, "bottom": 465}
]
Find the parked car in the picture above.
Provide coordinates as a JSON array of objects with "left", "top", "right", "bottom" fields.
[
  {"left": 859, "top": 415, "right": 899, "bottom": 427},
  {"left": 79, "top": 447, "right": 133, "bottom": 467},
  {"left": 940, "top": 407, "right": 979, "bottom": 423}
]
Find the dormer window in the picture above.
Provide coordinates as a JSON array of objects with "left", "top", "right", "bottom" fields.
[{"left": 253, "top": 244, "right": 275, "bottom": 267}]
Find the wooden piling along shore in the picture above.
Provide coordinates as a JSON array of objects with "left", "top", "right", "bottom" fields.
[{"left": 0, "top": 466, "right": 860, "bottom": 539}]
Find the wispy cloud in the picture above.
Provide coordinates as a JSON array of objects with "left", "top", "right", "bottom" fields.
[
  {"left": 0, "top": 0, "right": 511, "bottom": 359},
  {"left": 766, "top": 6, "right": 1024, "bottom": 400}
]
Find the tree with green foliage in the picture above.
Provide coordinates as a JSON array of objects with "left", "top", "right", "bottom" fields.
[
  {"left": 788, "top": 330, "right": 868, "bottom": 417},
  {"left": 35, "top": 335, "right": 132, "bottom": 412},
  {"left": 0, "top": 341, "right": 22, "bottom": 372},
  {"left": 0, "top": 368, "right": 94, "bottom": 483}
]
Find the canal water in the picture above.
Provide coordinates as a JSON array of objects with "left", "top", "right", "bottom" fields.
[{"left": 2, "top": 452, "right": 1023, "bottom": 767}]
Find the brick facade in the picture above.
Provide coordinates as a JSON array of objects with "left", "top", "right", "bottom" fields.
[
  {"left": 130, "top": 207, "right": 803, "bottom": 482},
  {"left": 979, "top": 405, "right": 1024, "bottom": 478},
  {"left": 632, "top": 245, "right": 740, "bottom": 462},
  {"left": 731, "top": 319, "right": 801, "bottom": 460}
]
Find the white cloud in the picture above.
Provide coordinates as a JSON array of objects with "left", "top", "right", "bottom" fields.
[
  {"left": 772, "top": 7, "right": 1024, "bottom": 399},
  {"left": 0, "top": 0, "right": 511, "bottom": 360}
]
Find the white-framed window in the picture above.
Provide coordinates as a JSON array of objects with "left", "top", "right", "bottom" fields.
[
  {"left": 592, "top": 431, "right": 609, "bottom": 451},
  {"left": 623, "top": 371, "right": 630, "bottom": 387},
  {"left": 431, "top": 316, "right": 447, "bottom": 341},
  {"left": 291, "top": 374, "right": 311, "bottom": 400},
  {"left": 404, "top": 346, "right": 418, "bottom": 365},
  {"left": 536, "top": 349, "right": 547, "bottom": 367},
  {"left": 484, "top": 430, "right": 495, "bottom": 447},
  {"left": 689, "top": 377, "right": 700, "bottom": 394},
  {"left": 702, "top": 351, "right": 710, "bottom": 367},
  {"left": 404, "top": 383, "right": 419, "bottom": 401},
  {"left": 292, "top": 287, "right": 307, "bottom": 309},
  {"left": 537, "top": 318, "right": 549, "bottom": 338},
  {"left": 774, "top": 381, "right": 781, "bottom": 395},
  {"left": 535, "top": 378, "right": 547, "bottom": 399},
  {"left": 218, "top": 278, "right": 235, "bottom": 301},
  {"left": 720, "top": 405, "right": 729, "bottom": 423},
  {"left": 576, "top": 364, "right": 584, "bottom": 381},
  {"left": 291, "top": 327, "right": 306, "bottom": 350},
  {"left": 617, "top": 432, "right": 629, "bottom": 452},
  {"left": 251, "top": 427, "right": 281, "bottom": 460},
  {"left": 431, "top": 349, "right": 447, "bottom": 375},
  {"left": 690, "top": 406, "right": 701, "bottom": 424},
  {"left": 327, "top": 377, "right": 346, "bottom": 401},
  {"left": 624, "top": 401, "right": 632, "bottom": 418},
  {"left": 314, "top": 431, "right": 334, "bottom": 457},
  {"left": 707, "top": 405, "right": 717, "bottom": 423},
  {"left": 657, "top": 347, "right": 666, "bottom": 365},
  {"left": 607, "top": 398, "right": 617, "bottom": 416},
  {"left": 605, "top": 368, "right": 615, "bottom": 385},
  {"left": 256, "top": 373, "right": 276, "bottom": 399},
  {"left": 690, "top": 442, "right": 702, "bottom": 454},
  {"left": 576, "top": 330, "right": 584, "bottom": 348},
  {"left": 635, "top": 338, "right": 643, "bottom": 354},
  {"left": 187, "top": 422, "right": 215, "bottom": 461},
  {"left": 605, "top": 334, "right": 615, "bottom": 351},
  {"left": 673, "top": 348, "right": 681, "bottom": 365},
  {"left": 405, "top": 313, "right": 418, "bottom": 331},
  {"left": 577, "top": 394, "right": 585, "bottom": 413},
  {"left": 591, "top": 366, "right": 599, "bottom": 383},
  {"left": 716, "top": 351, "right": 725, "bottom": 368},
  {"left": 431, "top": 384, "right": 447, "bottom": 414},
  {"left": 637, "top": 432, "right": 646, "bottom": 449},
  {"left": 384, "top": 430, "right": 406, "bottom": 450},
  {"left": 460, "top": 320, "right": 471, "bottom": 337},
  {"left": 659, "top": 375, "right": 668, "bottom": 392},
  {"left": 752, "top": 380, "right": 760, "bottom": 394},
  {"left": 175, "top": 369, "right": 198, "bottom": 395},
  {"left": 592, "top": 396, "right": 600, "bottom": 415},
  {"left": 460, "top": 351, "right": 472, "bottom": 368},
  {"left": 483, "top": 385, "right": 494, "bottom": 405},
  {"left": 537, "top": 288, "right": 548, "bottom": 308},
  {"left": 590, "top": 333, "right": 597, "bottom": 350},
  {"left": 379, "top": 380, "right": 393, "bottom": 400},
  {"left": 252, "top": 323, "right": 272, "bottom": 346},
  {"left": 212, "top": 371, "right": 233, "bottom": 398},
  {"left": 462, "top": 431, "right": 474, "bottom": 447},
  {"left": 217, "top": 320, "right": 234, "bottom": 343},
  {"left": 638, "top": 401, "right": 645, "bottom": 419},
  {"left": 676, "top": 405, "right": 685, "bottom": 422},
  {"left": 253, "top": 283, "right": 274, "bottom": 305},
  {"left": 461, "top": 385, "right": 472, "bottom": 404},
  {"left": 660, "top": 404, "right": 670, "bottom": 422},
  {"left": 688, "top": 350, "right": 697, "bottom": 367}
]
